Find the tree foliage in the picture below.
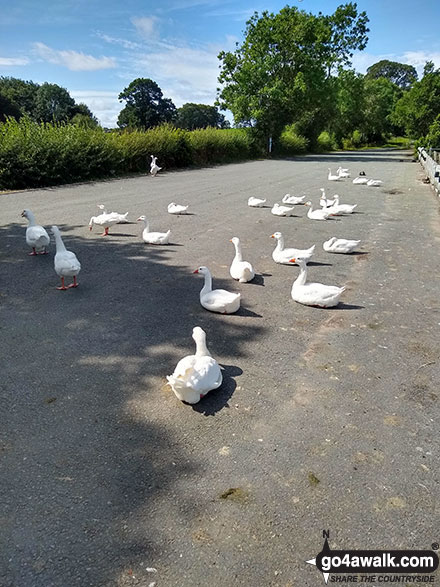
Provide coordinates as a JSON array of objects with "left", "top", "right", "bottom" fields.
[
  {"left": 176, "top": 103, "right": 229, "bottom": 130},
  {"left": 366, "top": 60, "right": 417, "bottom": 90},
  {"left": 34, "top": 83, "right": 76, "bottom": 123},
  {"left": 117, "top": 78, "right": 176, "bottom": 129},
  {"left": 217, "top": 3, "right": 369, "bottom": 144}
]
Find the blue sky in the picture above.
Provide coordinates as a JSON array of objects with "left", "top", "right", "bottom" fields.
[{"left": 1, "top": 0, "right": 439, "bottom": 127}]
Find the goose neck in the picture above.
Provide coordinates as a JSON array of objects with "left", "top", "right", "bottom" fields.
[
  {"left": 53, "top": 231, "right": 67, "bottom": 252},
  {"left": 294, "top": 261, "right": 308, "bottom": 287},
  {"left": 233, "top": 241, "right": 243, "bottom": 262},
  {"left": 201, "top": 271, "right": 212, "bottom": 295},
  {"left": 26, "top": 211, "right": 37, "bottom": 226},
  {"left": 194, "top": 333, "right": 211, "bottom": 357}
]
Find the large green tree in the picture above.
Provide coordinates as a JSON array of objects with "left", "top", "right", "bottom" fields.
[
  {"left": 33, "top": 83, "right": 76, "bottom": 123},
  {"left": 362, "top": 77, "right": 400, "bottom": 141},
  {"left": 176, "top": 103, "right": 229, "bottom": 130},
  {"left": 0, "top": 76, "right": 39, "bottom": 117},
  {"left": 117, "top": 78, "right": 176, "bottom": 129},
  {"left": 329, "top": 69, "right": 365, "bottom": 144},
  {"left": 365, "top": 60, "right": 417, "bottom": 90},
  {"left": 217, "top": 3, "right": 369, "bottom": 145}
]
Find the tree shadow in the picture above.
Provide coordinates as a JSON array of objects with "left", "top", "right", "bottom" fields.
[{"left": 191, "top": 364, "right": 243, "bottom": 416}]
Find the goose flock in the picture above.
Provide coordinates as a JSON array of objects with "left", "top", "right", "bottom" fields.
[{"left": 21, "top": 159, "right": 381, "bottom": 404}]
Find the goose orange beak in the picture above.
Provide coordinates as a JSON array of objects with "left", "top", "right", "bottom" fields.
[
  {"left": 289, "top": 258, "right": 296, "bottom": 263},
  {"left": 270, "top": 234, "right": 275, "bottom": 238},
  {"left": 193, "top": 269, "right": 199, "bottom": 274},
  {"left": 89, "top": 225, "right": 92, "bottom": 231}
]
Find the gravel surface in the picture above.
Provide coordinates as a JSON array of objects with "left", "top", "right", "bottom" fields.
[{"left": 1, "top": 150, "right": 439, "bottom": 586}]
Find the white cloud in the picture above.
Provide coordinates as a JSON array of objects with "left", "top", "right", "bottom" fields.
[
  {"left": 33, "top": 42, "right": 116, "bottom": 71},
  {"left": 402, "top": 50, "right": 440, "bottom": 73},
  {"left": 131, "top": 16, "right": 159, "bottom": 39},
  {"left": 95, "top": 31, "right": 141, "bottom": 51},
  {"left": 352, "top": 50, "right": 440, "bottom": 78},
  {"left": 0, "top": 56, "right": 29, "bottom": 66}
]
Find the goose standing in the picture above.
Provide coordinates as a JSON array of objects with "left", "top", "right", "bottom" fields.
[
  {"left": 323, "top": 237, "right": 361, "bottom": 254},
  {"left": 150, "top": 155, "right": 162, "bottom": 177},
  {"left": 282, "top": 194, "right": 305, "bottom": 205},
  {"left": 305, "top": 201, "right": 332, "bottom": 221},
  {"left": 337, "top": 166, "right": 350, "bottom": 178},
  {"left": 290, "top": 257, "right": 345, "bottom": 307},
  {"left": 88, "top": 211, "right": 119, "bottom": 236},
  {"left": 193, "top": 266, "right": 240, "bottom": 314},
  {"left": 271, "top": 203, "right": 295, "bottom": 216},
  {"left": 166, "top": 327, "right": 223, "bottom": 404},
  {"left": 21, "top": 209, "right": 50, "bottom": 255},
  {"left": 271, "top": 232, "right": 315, "bottom": 265},
  {"left": 327, "top": 195, "right": 357, "bottom": 215},
  {"left": 319, "top": 188, "right": 335, "bottom": 208},
  {"left": 229, "top": 237, "right": 255, "bottom": 282},
  {"left": 51, "top": 226, "right": 81, "bottom": 290},
  {"left": 328, "top": 168, "right": 341, "bottom": 181},
  {"left": 97, "top": 205, "right": 129, "bottom": 223},
  {"left": 168, "top": 203, "right": 189, "bottom": 214},
  {"left": 137, "top": 216, "right": 170, "bottom": 244},
  {"left": 248, "top": 197, "right": 267, "bottom": 207}
]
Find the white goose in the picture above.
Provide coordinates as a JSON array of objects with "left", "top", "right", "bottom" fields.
[
  {"left": 271, "top": 203, "right": 295, "bottom": 216},
  {"left": 97, "top": 205, "right": 129, "bottom": 223},
  {"left": 282, "top": 194, "right": 305, "bottom": 205},
  {"left": 367, "top": 179, "right": 383, "bottom": 187},
  {"left": 337, "top": 166, "right": 350, "bottom": 178},
  {"left": 353, "top": 176, "right": 369, "bottom": 185},
  {"left": 21, "top": 209, "right": 50, "bottom": 255},
  {"left": 290, "top": 257, "right": 345, "bottom": 307},
  {"left": 305, "top": 201, "right": 332, "bottom": 220},
  {"left": 328, "top": 168, "right": 341, "bottom": 181},
  {"left": 137, "top": 216, "right": 170, "bottom": 244},
  {"left": 150, "top": 155, "right": 162, "bottom": 177},
  {"left": 168, "top": 202, "right": 189, "bottom": 214},
  {"left": 271, "top": 232, "right": 315, "bottom": 265},
  {"left": 323, "top": 237, "right": 361, "bottom": 254},
  {"left": 51, "top": 226, "right": 81, "bottom": 290},
  {"left": 327, "top": 195, "right": 357, "bottom": 215},
  {"left": 193, "top": 266, "right": 240, "bottom": 314},
  {"left": 248, "top": 197, "right": 267, "bottom": 207},
  {"left": 229, "top": 237, "right": 255, "bottom": 282},
  {"left": 89, "top": 212, "right": 120, "bottom": 236},
  {"left": 319, "top": 188, "right": 336, "bottom": 208},
  {"left": 166, "top": 327, "right": 223, "bottom": 404}
]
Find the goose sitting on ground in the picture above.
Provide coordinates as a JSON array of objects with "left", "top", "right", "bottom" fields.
[
  {"left": 166, "top": 327, "right": 223, "bottom": 404},
  {"left": 271, "top": 232, "right": 315, "bottom": 265},
  {"left": 305, "top": 201, "right": 333, "bottom": 220},
  {"left": 229, "top": 237, "right": 255, "bottom": 282},
  {"left": 248, "top": 197, "right": 267, "bottom": 207},
  {"left": 89, "top": 212, "right": 120, "bottom": 236},
  {"left": 319, "top": 188, "right": 336, "bottom": 208},
  {"left": 327, "top": 195, "right": 357, "bottom": 215},
  {"left": 137, "top": 216, "right": 170, "bottom": 244},
  {"left": 367, "top": 179, "right": 383, "bottom": 187},
  {"left": 282, "top": 194, "right": 305, "bottom": 205},
  {"left": 21, "top": 209, "right": 50, "bottom": 255},
  {"left": 323, "top": 237, "right": 361, "bottom": 254},
  {"left": 150, "top": 155, "right": 162, "bottom": 177},
  {"left": 337, "top": 166, "right": 350, "bottom": 178},
  {"left": 97, "top": 205, "right": 129, "bottom": 223},
  {"left": 290, "top": 257, "right": 345, "bottom": 307},
  {"left": 352, "top": 176, "right": 369, "bottom": 185},
  {"left": 51, "top": 226, "right": 81, "bottom": 290},
  {"left": 271, "top": 203, "right": 295, "bottom": 216},
  {"left": 168, "top": 202, "right": 189, "bottom": 214},
  {"left": 328, "top": 168, "right": 342, "bottom": 181},
  {"left": 193, "top": 266, "right": 240, "bottom": 314}
]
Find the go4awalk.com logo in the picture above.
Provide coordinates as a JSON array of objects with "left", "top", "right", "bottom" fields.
[{"left": 306, "top": 531, "right": 439, "bottom": 584}]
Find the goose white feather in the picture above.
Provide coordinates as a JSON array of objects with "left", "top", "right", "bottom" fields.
[
  {"left": 166, "top": 327, "right": 222, "bottom": 404},
  {"left": 323, "top": 237, "right": 361, "bottom": 254},
  {"left": 282, "top": 193, "right": 305, "bottom": 205},
  {"left": 193, "top": 266, "right": 240, "bottom": 314},
  {"left": 271, "top": 203, "right": 295, "bottom": 216},
  {"left": 21, "top": 209, "right": 50, "bottom": 255},
  {"left": 137, "top": 216, "right": 170, "bottom": 244},
  {"left": 367, "top": 179, "right": 383, "bottom": 187},
  {"left": 89, "top": 212, "right": 120, "bottom": 236},
  {"left": 271, "top": 232, "right": 315, "bottom": 265},
  {"left": 326, "top": 195, "right": 357, "bottom": 215},
  {"left": 319, "top": 188, "right": 335, "bottom": 208},
  {"left": 305, "top": 201, "right": 332, "bottom": 220},
  {"left": 229, "top": 237, "right": 255, "bottom": 282},
  {"left": 51, "top": 226, "right": 81, "bottom": 290},
  {"left": 328, "top": 168, "right": 342, "bottom": 181},
  {"left": 168, "top": 202, "right": 189, "bottom": 214},
  {"left": 290, "top": 257, "right": 345, "bottom": 307},
  {"left": 337, "top": 166, "right": 350, "bottom": 178},
  {"left": 352, "top": 176, "right": 369, "bottom": 184},
  {"left": 248, "top": 197, "right": 267, "bottom": 207},
  {"left": 97, "top": 205, "right": 129, "bottom": 223},
  {"left": 150, "top": 155, "right": 162, "bottom": 177}
]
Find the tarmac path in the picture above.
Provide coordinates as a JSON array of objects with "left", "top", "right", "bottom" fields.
[{"left": 1, "top": 150, "right": 439, "bottom": 586}]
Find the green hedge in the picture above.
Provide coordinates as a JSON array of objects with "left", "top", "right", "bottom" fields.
[{"left": 0, "top": 118, "right": 260, "bottom": 190}]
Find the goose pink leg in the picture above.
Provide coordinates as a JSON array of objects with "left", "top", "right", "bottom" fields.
[
  {"left": 67, "top": 276, "right": 79, "bottom": 289},
  {"left": 101, "top": 227, "right": 109, "bottom": 236},
  {"left": 57, "top": 277, "right": 68, "bottom": 290}
]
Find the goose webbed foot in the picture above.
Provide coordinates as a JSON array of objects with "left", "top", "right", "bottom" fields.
[
  {"left": 28, "top": 248, "right": 37, "bottom": 256},
  {"left": 56, "top": 277, "right": 68, "bottom": 290},
  {"left": 67, "top": 277, "right": 79, "bottom": 288}
]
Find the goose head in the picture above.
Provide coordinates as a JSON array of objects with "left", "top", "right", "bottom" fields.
[
  {"left": 271, "top": 232, "right": 282, "bottom": 240},
  {"left": 192, "top": 326, "right": 206, "bottom": 344},
  {"left": 193, "top": 266, "right": 210, "bottom": 276},
  {"left": 304, "top": 201, "right": 312, "bottom": 207},
  {"left": 88, "top": 216, "right": 96, "bottom": 230},
  {"left": 289, "top": 256, "right": 306, "bottom": 265},
  {"left": 325, "top": 237, "right": 337, "bottom": 246},
  {"left": 230, "top": 236, "right": 240, "bottom": 246},
  {"left": 137, "top": 215, "right": 147, "bottom": 222},
  {"left": 21, "top": 209, "right": 30, "bottom": 218},
  {"left": 51, "top": 225, "right": 61, "bottom": 236}
]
